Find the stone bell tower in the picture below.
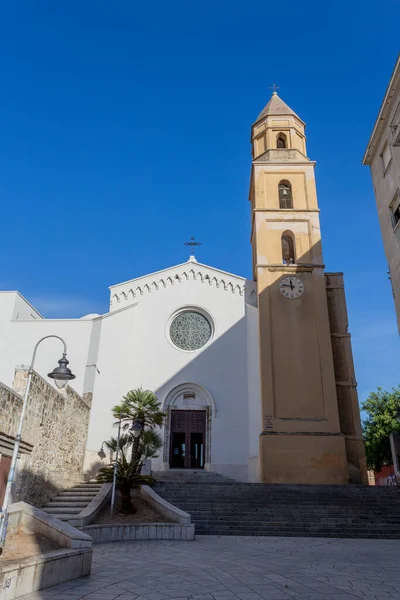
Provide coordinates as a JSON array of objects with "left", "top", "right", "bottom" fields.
[{"left": 249, "top": 92, "right": 367, "bottom": 484}]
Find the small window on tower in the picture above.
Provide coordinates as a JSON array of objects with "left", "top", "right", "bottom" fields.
[
  {"left": 277, "top": 133, "right": 287, "bottom": 149},
  {"left": 281, "top": 233, "right": 295, "bottom": 265},
  {"left": 278, "top": 180, "right": 293, "bottom": 209}
]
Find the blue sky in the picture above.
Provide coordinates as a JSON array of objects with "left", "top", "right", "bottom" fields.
[{"left": 0, "top": 1, "right": 399, "bottom": 404}]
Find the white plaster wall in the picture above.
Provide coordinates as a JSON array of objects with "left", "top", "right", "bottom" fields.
[
  {"left": 246, "top": 302, "right": 262, "bottom": 482},
  {"left": 0, "top": 263, "right": 261, "bottom": 483},
  {"left": 0, "top": 292, "right": 94, "bottom": 395},
  {"left": 85, "top": 265, "right": 253, "bottom": 482}
]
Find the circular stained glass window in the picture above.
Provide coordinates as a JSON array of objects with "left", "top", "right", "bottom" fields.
[{"left": 170, "top": 311, "right": 212, "bottom": 351}]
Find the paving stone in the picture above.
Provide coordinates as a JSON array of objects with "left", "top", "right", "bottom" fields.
[{"left": 18, "top": 535, "right": 400, "bottom": 600}]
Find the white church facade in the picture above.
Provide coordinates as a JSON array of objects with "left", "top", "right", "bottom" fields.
[{"left": 0, "top": 255, "right": 261, "bottom": 482}]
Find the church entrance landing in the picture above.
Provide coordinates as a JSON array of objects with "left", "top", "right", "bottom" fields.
[{"left": 170, "top": 410, "right": 206, "bottom": 469}]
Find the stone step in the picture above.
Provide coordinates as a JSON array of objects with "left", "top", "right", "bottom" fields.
[
  {"left": 58, "top": 491, "right": 97, "bottom": 498},
  {"left": 68, "top": 487, "right": 102, "bottom": 493},
  {"left": 195, "top": 524, "right": 400, "bottom": 533},
  {"left": 159, "top": 493, "right": 400, "bottom": 501},
  {"left": 52, "top": 498, "right": 95, "bottom": 505},
  {"left": 163, "top": 501, "right": 400, "bottom": 509},
  {"left": 43, "top": 513, "right": 79, "bottom": 521},
  {"left": 197, "top": 529, "right": 400, "bottom": 539},
  {"left": 72, "top": 483, "right": 103, "bottom": 490},
  {"left": 157, "top": 496, "right": 400, "bottom": 505},
  {"left": 154, "top": 476, "right": 400, "bottom": 539},
  {"left": 195, "top": 526, "right": 400, "bottom": 533},
  {"left": 157, "top": 483, "right": 400, "bottom": 490},
  {"left": 159, "top": 489, "right": 400, "bottom": 495},
  {"left": 193, "top": 518, "right": 400, "bottom": 525},
  {"left": 188, "top": 513, "right": 400, "bottom": 521},
  {"left": 41, "top": 506, "right": 82, "bottom": 515},
  {"left": 43, "top": 501, "right": 88, "bottom": 508}
]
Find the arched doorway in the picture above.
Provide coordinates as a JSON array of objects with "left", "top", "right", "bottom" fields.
[{"left": 162, "top": 383, "right": 216, "bottom": 470}]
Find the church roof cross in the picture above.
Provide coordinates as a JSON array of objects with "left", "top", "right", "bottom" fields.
[
  {"left": 269, "top": 83, "right": 280, "bottom": 95},
  {"left": 184, "top": 237, "right": 201, "bottom": 259}
]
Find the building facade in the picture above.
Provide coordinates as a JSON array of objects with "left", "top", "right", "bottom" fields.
[
  {"left": 0, "top": 94, "right": 367, "bottom": 485},
  {"left": 363, "top": 55, "right": 400, "bottom": 332}
]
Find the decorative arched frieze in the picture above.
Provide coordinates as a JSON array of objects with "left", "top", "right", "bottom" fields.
[{"left": 111, "top": 270, "right": 246, "bottom": 307}]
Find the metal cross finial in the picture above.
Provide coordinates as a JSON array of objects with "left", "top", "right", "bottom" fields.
[
  {"left": 184, "top": 237, "right": 201, "bottom": 256},
  {"left": 269, "top": 83, "right": 280, "bottom": 94}
]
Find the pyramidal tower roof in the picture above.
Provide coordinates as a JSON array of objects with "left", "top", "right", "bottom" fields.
[{"left": 255, "top": 92, "right": 301, "bottom": 123}]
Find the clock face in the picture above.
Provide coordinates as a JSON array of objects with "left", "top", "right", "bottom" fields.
[{"left": 279, "top": 276, "right": 304, "bottom": 299}]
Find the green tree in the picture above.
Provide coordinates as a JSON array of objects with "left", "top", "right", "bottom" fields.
[
  {"left": 96, "top": 453, "right": 155, "bottom": 513},
  {"left": 362, "top": 386, "right": 400, "bottom": 472},
  {"left": 96, "top": 430, "right": 161, "bottom": 512},
  {"left": 112, "top": 388, "right": 165, "bottom": 470}
]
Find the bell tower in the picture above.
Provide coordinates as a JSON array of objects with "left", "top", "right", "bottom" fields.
[{"left": 250, "top": 92, "right": 352, "bottom": 484}]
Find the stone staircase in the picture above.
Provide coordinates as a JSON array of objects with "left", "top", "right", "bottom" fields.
[
  {"left": 41, "top": 482, "right": 103, "bottom": 522},
  {"left": 154, "top": 471, "right": 400, "bottom": 538}
]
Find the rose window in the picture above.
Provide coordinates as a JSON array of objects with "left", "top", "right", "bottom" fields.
[{"left": 169, "top": 311, "right": 212, "bottom": 351}]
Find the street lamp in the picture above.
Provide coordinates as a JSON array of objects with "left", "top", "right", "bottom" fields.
[
  {"left": 48, "top": 354, "right": 75, "bottom": 389},
  {"left": 0, "top": 335, "right": 76, "bottom": 555},
  {"left": 130, "top": 419, "right": 143, "bottom": 439},
  {"left": 110, "top": 417, "right": 122, "bottom": 517},
  {"left": 98, "top": 443, "right": 107, "bottom": 461}
]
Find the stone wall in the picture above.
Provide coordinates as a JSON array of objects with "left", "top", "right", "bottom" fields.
[
  {"left": 0, "top": 368, "right": 91, "bottom": 507},
  {"left": 325, "top": 273, "right": 368, "bottom": 484}
]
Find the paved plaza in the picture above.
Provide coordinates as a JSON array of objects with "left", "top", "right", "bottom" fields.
[{"left": 22, "top": 536, "right": 400, "bottom": 600}]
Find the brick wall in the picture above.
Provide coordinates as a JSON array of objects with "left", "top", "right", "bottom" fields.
[{"left": 0, "top": 368, "right": 91, "bottom": 507}]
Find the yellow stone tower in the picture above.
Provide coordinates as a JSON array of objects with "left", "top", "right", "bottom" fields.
[{"left": 249, "top": 92, "right": 367, "bottom": 484}]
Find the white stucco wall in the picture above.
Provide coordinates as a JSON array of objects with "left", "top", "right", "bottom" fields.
[
  {"left": 0, "top": 292, "right": 94, "bottom": 395},
  {"left": 0, "top": 260, "right": 262, "bottom": 483},
  {"left": 85, "top": 261, "right": 258, "bottom": 482}
]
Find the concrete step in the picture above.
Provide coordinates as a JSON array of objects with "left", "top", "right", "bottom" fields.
[
  {"left": 154, "top": 475, "right": 400, "bottom": 539},
  {"left": 43, "top": 501, "right": 88, "bottom": 508},
  {"left": 73, "top": 483, "right": 103, "bottom": 490},
  {"left": 51, "top": 495, "right": 94, "bottom": 502},
  {"left": 58, "top": 490, "right": 97, "bottom": 498},
  {"left": 41, "top": 506, "right": 81, "bottom": 515},
  {"left": 43, "top": 513, "right": 79, "bottom": 521},
  {"left": 68, "top": 487, "right": 102, "bottom": 493}
]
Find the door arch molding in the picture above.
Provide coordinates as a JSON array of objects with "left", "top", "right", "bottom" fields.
[
  {"left": 162, "top": 382, "right": 216, "bottom": 416},
  {"left": 162, "top": 383, "right": 215, "bottom": 468}
]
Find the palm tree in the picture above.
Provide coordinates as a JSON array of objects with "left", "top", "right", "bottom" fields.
[
  {"left": 104, "top": 430, "right": 163, "bottom": 473},
  {"left": 96, "top": 454, "right": 155, "bottom": 513},
  {"left": 112, "top": 388, "right": 165, "bottom": 469}
]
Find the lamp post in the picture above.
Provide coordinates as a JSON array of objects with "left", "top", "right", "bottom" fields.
[
  {"left": 0, "top": 335, "right": 76, "bottom": 555},
  {"left": 110, "top": 417, "right": 122, "bottom": 517}
]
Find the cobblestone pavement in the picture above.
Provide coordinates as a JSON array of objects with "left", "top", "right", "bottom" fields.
[{"left": 21, "top": 536, "right": 400, "bottom": 600}]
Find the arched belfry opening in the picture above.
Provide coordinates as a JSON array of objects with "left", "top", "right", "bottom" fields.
[
  {"left": 162, "top": 383, "right": 214, "bottom": 470},
  {"left": 281, "top": 231, "right": 296, "bottom": 264},
  {"left": 276, "top": 132, "right": 287, "bottom": 148},
  {"left": 278, "top": 180, "right": 293, "bottom": 209}
]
